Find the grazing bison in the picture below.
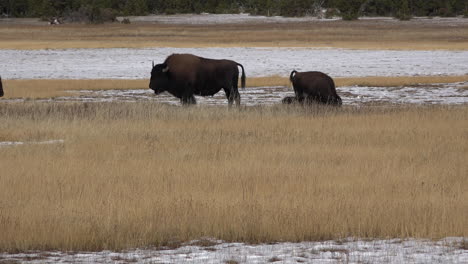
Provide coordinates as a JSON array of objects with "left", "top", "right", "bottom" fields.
[
  {"left": 149, "top": 54, "right": 246, "bottom": 105},
  {"left": 0, "top": 76, "right": 3, "bottom": 97},
  {"left": 288, "top": 70, "right": 342, "bottom": 106}
]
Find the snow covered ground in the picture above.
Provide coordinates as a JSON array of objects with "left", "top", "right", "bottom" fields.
[
  {"left": 116, "top": 13, "right": 468, "bottom": 26},
  {"left": 118, "top": 13, "right": 340, "bottom": 24},
  {"left": 1, "top": 237, "right": 466, "bottom": 264},
  {"left": 1, "top": 15, "right": 467, "bottom": 263},
  {"left": 4, "top": 82, "right": 461, "bottom": 106},
  {"left": 2, "top": 13, "right": 467, "bottom": 26},
  {"left": 1, "top": 47, "right": 467, "bottom": 105},
  {"left": 1, "top": 48, "right": 467, "bottom": 80}
]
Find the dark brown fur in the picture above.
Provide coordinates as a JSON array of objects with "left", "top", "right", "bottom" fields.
[
  {"left": 0, "top": 76, "right": 3, "bottom": 97},
  {"left": 149, "top": 54, "right": 246, "bottom": 105},
  {"left": 289, "top": 70, "right": 342, "bottom": 106}
]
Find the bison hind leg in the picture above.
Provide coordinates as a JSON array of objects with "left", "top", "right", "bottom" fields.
[
  {"left": 231, "top": 91, "right": 240, "bottom": 106},
  {"left": 224, "top": 87, "right": 240, "bottom": 106},
  {"left": 323, "top": 95, "right": 342, "bottom": 106}
]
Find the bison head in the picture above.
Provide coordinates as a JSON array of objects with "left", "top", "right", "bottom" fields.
[
  {"left": 282, "top": 96, "right": 299, "bottom": 104},
  {"left": 149, "top": 63, "right": 170, "bottom": 95}
]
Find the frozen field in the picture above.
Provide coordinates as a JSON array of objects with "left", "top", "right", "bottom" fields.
[
  {"left": 2, "top": 13, "right": 467, "bottom": 26},
  {"left": 5, "top": 82, "right": 462, "bottom": 106},
  {"left": 1, "top": 237, "right": 466, "bottom": 264},
  {"left": 117, "top": 12, "right": 340, "bottom": 24},
  {"left": 2, "top": 47, "right": 467, "bottom": 105},
  {"left": 1, "top": 48, "right": 467, "bottom": 80},
  {"left": 119, "top": 13, "right": 468, "bottom": 26},
  {"left": 1, "top": 46, "right": 467, "bottom": 261}
]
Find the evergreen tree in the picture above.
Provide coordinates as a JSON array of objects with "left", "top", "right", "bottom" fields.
[
  {"left": 2, "top": 0, "right": 468, "bottom": 19},
  {"left": 440, "top": 0, "right": 455, "bottom": 17},
  {"left": 396, "top": 0, "right": 411, "bottom": 20},
  {"left": 40, "top": 0, "right": 55, "bottom": 17},
  {"left": 124, "top": 0, "right": 148, "bottom": 15},
  {"left": 335, "top": 0, "right": 363, "bottom": 20}
]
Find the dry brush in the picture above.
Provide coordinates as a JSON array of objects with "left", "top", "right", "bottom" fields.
[{"left": 0, "top": 102, "right": 466, "bottom": 252}]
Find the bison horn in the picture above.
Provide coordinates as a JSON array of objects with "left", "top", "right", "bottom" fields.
[
  {"left": 162, "top": 66, "right": 169, "bottom": 72},
  {"left": 152, "top": 61, "right": 154, "bottom": 68}
]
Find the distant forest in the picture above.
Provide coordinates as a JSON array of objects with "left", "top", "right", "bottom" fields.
[{"left": 1, "top": 0, "right": 467, "bottom": 22}]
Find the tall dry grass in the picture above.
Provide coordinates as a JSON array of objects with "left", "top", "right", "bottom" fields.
[
  {"left": 1, "top": 79, "right": 148, "bottom": 99},
  {"left": 0, "top": 102, "right": 466, "bottom": 252},
  {"left": 249, "top": 75, "right": 468, "bottom": 88},
  {"left": 0, "top": 19, "right": 467, "bottom": 50},
  {"left": 2, "top": 76, "right": 468, "bottom": 99}
]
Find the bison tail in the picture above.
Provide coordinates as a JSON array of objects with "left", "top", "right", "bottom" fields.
[
  {"left": 290, "top": 70, "right": 297, "bottom": 82},
  {"left": 237, "top": 63, "right": 246, "bottom": 89}
]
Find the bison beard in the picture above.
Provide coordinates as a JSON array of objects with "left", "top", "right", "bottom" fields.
[
  {"left": 288, "top": 70, "right": 342, "bottom": 106},
  {"left": 149, "top": 54, "right": 246, "bottom": 106}
]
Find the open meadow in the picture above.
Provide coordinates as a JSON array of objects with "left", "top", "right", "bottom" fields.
[
  {"left": 0, "top": 15, "right": 467, "bottom": 50},
  {"left": 0, "top": 103, "right": 467, "bottom": 257},
  {"left": 0, "top": 14, "right": 467, "bottom": 263}
]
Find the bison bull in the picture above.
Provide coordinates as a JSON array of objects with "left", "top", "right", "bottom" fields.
[
  {"left": 287, "top": 70, "right": 342, "bottom": 106},
  {"left": 0, "top": 76, "right": 3, "bottom": 97},
  {"left": 149, "top": 54, "right": 246, "bottom": 105}
]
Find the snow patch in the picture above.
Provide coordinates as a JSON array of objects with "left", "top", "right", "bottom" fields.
[
  {"left": 0, "top": 140, "right": 65, "bottom": 147},
  {"left": 1, "top": 237, "right": 466, "bottom": 264},
  {"left": 1, "top": 48, "right": 467, "bottom": 80},
  {"left": 117, "top": 13, "right": 340, "bottom": 24},
  {"left": 2, "top": 82, "right": 462, "bottom": 106},
  {"left": 115, "top": 13, "right": 468, "bottom": 26}
]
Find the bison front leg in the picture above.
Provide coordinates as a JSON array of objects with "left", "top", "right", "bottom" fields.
[
  {"left": 181, "top": 83, "right": 196, "bottom": 105},
  {"left": 324, "top": 95, "right": 342, "bottom": 106},
  {"left": 181, "top": 94, "right": 196, "bottom": 105}
]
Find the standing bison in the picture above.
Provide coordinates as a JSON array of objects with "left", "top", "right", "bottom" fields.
[
  {"left": 149, "top": 54, "right": 246, "bottom": 105},
  {"left": 0, "top": 76, "right": 3, "bottom": 97},
  {"left": 287, "top": 70, "right": 342, "bottom": 106}
]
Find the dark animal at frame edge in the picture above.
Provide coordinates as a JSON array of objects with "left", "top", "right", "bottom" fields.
[
  {"left": 149, "top": 53, "right": 246, "bottom": 105},
  {"left": 285, "top": 70, "right": 342, "bottom": 106},
  {"left": 0, "top": 76, "right": 3, "bottom": 97}
]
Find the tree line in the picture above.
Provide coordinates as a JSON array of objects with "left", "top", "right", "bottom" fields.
[{"left": 1, "top": 0, "right": 467, "bottom": 22}]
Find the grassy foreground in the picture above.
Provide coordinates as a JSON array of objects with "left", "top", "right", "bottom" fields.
[
  {"left": 2, "top": 75, "right": 468, "bottom": 99},
  {"left": 0, "top": 102, "right": 466, "bottom": 252}
]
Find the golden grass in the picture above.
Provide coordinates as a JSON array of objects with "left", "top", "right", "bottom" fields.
[
  {"left": 249, "top": 75, "right": 468, "bottom": 88},
  {"left": 1, "top": 79, "right": 148, "bottom": 99},
  {"left": 0, "top": 102, "right": 467, "bottom": 252},
  {"left": 334, "top": 75, "right": 468, "bottom": 87},
  {"left": 2, "top": 75, "right": 467, "bottom": 99},
  {"left": 0, "top": 19, "right": 467, "bottom": 50}
]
